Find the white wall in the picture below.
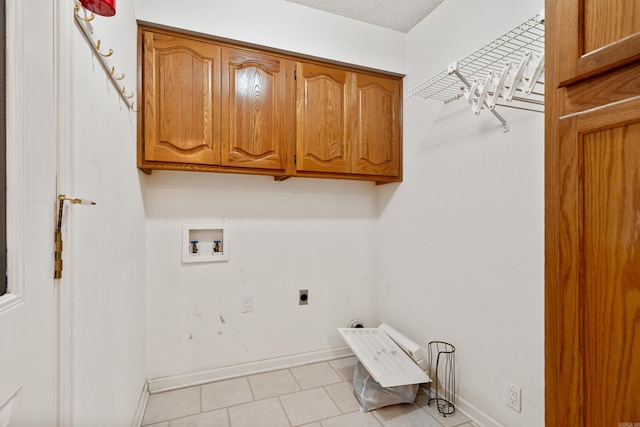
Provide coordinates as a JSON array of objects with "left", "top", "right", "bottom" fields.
[
  {"left": 377, "top": 1, "right": 545, "bottom": 426},
  {"left": 135, "top": 0, "right": 406, "bottom": 74},
  {"left": 136, "top": 0, "right": 405, "bottom": 382},
  {"left": 136, "top": 1, "right": 545, "bottom": 426},
  {"left": 145, "top": 173, "right": 379, "bottom": 379},
  {"left": 71, "top": 0, "right": 147, "bottom": 425}
]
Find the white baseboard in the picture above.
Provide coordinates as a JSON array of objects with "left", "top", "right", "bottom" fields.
[
  {"left": 131, "top": 381, "right": 149, "bottom": 427},
  {"left": 455, "top": 394, "right": 505, "bottom": 427},
  {"left": 147, "top": 346, "right": 353, "bottom": 394}
]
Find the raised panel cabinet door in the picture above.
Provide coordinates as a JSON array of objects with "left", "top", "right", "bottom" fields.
[
  {"left": 296, "top": 62, "right": 350, "bottom": 173},
  {"left": 556, "top": 97, "right": 640, "bottom": 427},
  {"left": 351, "top": 74, "right": 400, "bottom": 177},
  {"left": 551, "top": 0, "right": 640, "bottom": 85},
  {"left": 546, "top": 3, "right": 640, "bottom": 425},
  {"left": 221, "top": 48, "right": 290, "bottom": 170},
  {"left": 143, "top": 31, "right": 221, "bottom": 165}
]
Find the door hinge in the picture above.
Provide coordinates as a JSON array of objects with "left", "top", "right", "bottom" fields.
[
  {"left": 55, "top": 195, "right": 96, "bottom": 279},
  {"left": 54, "top": 231, "right": 63, "bottom": 279}
]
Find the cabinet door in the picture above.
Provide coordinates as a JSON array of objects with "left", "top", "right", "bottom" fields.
[
  {"left": 351, "top": 74, "right": 400, "bottom": 177},
  {"left": 296, "top": 62, "right": 350, "bottom": 173},
  {"left": 221, "top": 48, "right": 291, "bottom": 170},
  {"left": 546, "top": 1, "right": 640, "bottom": 426},
  {"left": 554, "top": 0, "right": 640, "bottom": 85},
  {"left": 554, "top": 97, "right": 640, "bottom": 427},
  {"left": 143, "top": 31, "right": 221, "bottom": 165}
]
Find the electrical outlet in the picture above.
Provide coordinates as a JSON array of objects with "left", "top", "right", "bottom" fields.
[
  {"left": 506, "top": 381, "right": 521, "bottom": 412},
  {"left": 299, "top": 289, "right": 309, "bottom": 305},
  {"left": 241, "top": 296, "right": 253, "bottom": 313}
]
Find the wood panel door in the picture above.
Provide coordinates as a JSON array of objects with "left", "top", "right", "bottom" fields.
[
  {"left": 546, "top": 1, "right": 640, "bottom": 426},
  {"left": 351, "top": 73, "right": 401, "bottom": 177},
  {"left": 555, "top": 98, "right": 640, "bottom": 426},
  {"left": 555, "top": 0, "right": 640, "bottom": 85},
  {"left": 221, "top": 48, "right": 291, "bottom": 170},
  {"left": 143, "top": 31, "right": 221, "bottom": 165},
  {"left": 296, "top": 62, "right": 350, "bottom": 174}
]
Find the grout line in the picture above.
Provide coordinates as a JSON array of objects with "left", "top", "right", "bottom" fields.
[
  {"left": 288, "top": 367, "right": 303, "bottom": 390},
  {"left": 275, "top": 395, "right": 294, "bottom": 427},
  {"left": 144, "top": 363, "right": 479, "bottom": 427},
  {"left": 322, "top": 382, "right": 344, "bottom": 414},
  {"left": 422, "top": 406, "right": 449, "bottom": 427},
  {"left": 373, "top": 411, "right": 385, "bottom": 426},
  {"left": 317, "top": 410, "right": 385, "bottom": 426},
  {"left": 245, "top": 375, "right": 257, "bottom": 402},
  {"left": 326, "top": 360, "right": 342, "bottom": 379}
]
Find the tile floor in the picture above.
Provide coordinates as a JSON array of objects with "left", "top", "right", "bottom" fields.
[{"left": 142, "top": 356, "right": 475, "bottom": 427}]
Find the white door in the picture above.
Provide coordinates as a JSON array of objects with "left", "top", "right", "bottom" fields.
[{"left": 0, "top": 1, "right": 58, "bottom": 425}]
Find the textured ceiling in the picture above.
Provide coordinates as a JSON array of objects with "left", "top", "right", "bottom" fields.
[{"left": 285, "top": 0, "right": 444, "bottom": 33}]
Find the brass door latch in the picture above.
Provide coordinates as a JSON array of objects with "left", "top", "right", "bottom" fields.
[{"left": 55, "top": 195, "right": 96, "bottom": 279}]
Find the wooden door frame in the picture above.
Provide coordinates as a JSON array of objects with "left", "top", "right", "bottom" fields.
[{"left": 544, "top": 0, "right": 561, "bottom": 424}]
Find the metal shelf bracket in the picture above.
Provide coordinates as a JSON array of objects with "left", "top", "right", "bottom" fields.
[{"left": 448, "top": 62, "right": 509, "bottom": 133}]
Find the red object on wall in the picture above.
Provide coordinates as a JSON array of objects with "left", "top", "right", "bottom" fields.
[{"left": 80, "top": 0, "right": 116, "bottom": 17}]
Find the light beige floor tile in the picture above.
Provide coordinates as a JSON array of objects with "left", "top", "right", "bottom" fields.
[
  {"left": 320, "top": 411, "right": 382, "bottom": 427},
  {"left": 328, "top": 357, "right": 358, "bottom": 381},
  {"left": 324, "top": 381, "right": 361, "bottom": 413},
  {"left": 291, "top": 362, "right": 343, "bottom": 389},
  {"left": 414, "top": 391, "right": 432, "bottom": 409},
  {"left": 415, "top": 393, "right": 468, "bottom": 426},
  {"left": 228, "top": 397, "right": 290, "bottom": 427},
  {"left": 279, "top": 388, "right": 341, "bottom": 426},
  {"left": 248, "top": 369, "right": 300, "bottom": 400},
  {"left": 170, "top": 409, "right": 229, "bottom": 427},
  {"left": 202, "top": 377, "right": 254, "bottom": 411},
  {"left": 424, "top": 405, "right": 469, "bottom": 426},
  {"left": 141, "top": 360, "right": 480, "bottom": 427},
  {"left": 372, "top": 403, "right": 442, "bottom": 427},
  {"left": 142, "top": 387, "right": 201, "bottom": 426}
]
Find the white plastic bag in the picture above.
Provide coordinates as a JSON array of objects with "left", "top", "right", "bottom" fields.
[{"left": 352, "top": 361, "right": 419, "bottom": 412}]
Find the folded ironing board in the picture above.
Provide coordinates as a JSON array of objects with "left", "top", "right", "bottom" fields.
[{"left": 337, "top": 323, "right": 431, "bottom": 388}]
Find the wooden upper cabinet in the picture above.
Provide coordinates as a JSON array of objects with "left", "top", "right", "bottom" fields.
[
  {"left": 138, "top": 26, "right": 402, "bottom": 183},
  {"left": 296, "top": 62, "right": 351, "bottom": 174},
  {"left": 351, "top": 74, "right": 401, "bottom": 177},
  {"left": 221, "top": 48, "right": 292, "bottom": 171},
  {"left": 555, "top": 0, "right": 640, "bottom": 85},
  {"left": 143, "top": 31, "right": 221, "bottom": 165}
]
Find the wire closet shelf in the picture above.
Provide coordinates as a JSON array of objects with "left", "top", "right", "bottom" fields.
[{"left": 404, "top": 11, "right": 545, "bottom": 131}]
